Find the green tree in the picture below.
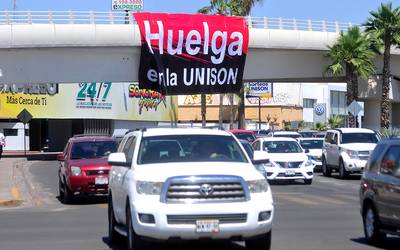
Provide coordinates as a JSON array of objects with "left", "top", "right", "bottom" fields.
[
  {"left": 314, "top": 122, "right": 327, "bottom": 131},
  {"left": 364, "top": 2, "right": 400, "bottom": 128},
  {"left": 328, "top": 115, "right": 344, "bottom": 128},
  {"left": 325, "top": 26, "right": 375, "bottom": 128},
  {"left": 199, "top": 0, "right": 263, "bottom": 129}
]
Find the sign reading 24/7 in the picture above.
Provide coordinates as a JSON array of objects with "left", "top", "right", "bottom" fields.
[{"left": 112, "top": 0, "right": 143, "bottom": 11}]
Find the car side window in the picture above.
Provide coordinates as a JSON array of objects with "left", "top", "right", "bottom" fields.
[
  {"left": 332, "top": 134, "right": 338, "bottom": 145},
  {"left": 325, "top": 132, "right": 332, "bottom": 143},
  {"left": 252, "top": 141, "right": 260, "bottom": 151},
  {"left": 380, "top": 146, "right": 400, "bottom": 176},
  {"left": 367, "top": 144, "right": 386, "bottom": 172},
  {"left": 122, "top": 136, "right": 136, "bottom": 163}
]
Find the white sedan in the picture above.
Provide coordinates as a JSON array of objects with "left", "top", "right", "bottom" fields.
[{"left": 252, "top": 137, "right": 314, "bottom": 184}]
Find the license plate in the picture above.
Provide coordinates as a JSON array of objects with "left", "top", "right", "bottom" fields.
[
  {"left": 285, "top": 170, "right": 296, "bottom": 176},
  {"left": 95, "top": 177, "right": 108, "bottom": 185},
  {"left": 196, "top": 220, "right": 219, "bottom": 233}
]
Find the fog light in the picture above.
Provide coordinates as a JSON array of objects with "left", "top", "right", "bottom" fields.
[
  {"left": 266, "top": 172, "right": 273, "bottom": 177},
  {"left": 138, "top": 213, "right": 155, "bottom": 224},
  {"left": 307, "top": 172, "right": 313, "bottom": 175},
  {"left": 349, "top": 164, "right": 353, "bottom": 168},
  {"left": 258, "top": 211, "right": 271, "bottom": 222}
]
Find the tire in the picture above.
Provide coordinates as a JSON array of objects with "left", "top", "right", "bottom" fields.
[
  {"left": 322, "top": 157, "right": 331, "bottom": 177},
  {"left": 62, "top": 180, "right": 72, "bottom": 204},
  {"left": 127, "top": 205, "right": 143, "bottom": 250},
  {"left": 58, "top": 177, "right": 64, "bottom": 199},
  {"left": 339, "top": 160, "right": 349, "bottom": 179},
  {"left": 304, "top": 179, "right": 313, "bottom": 185},
  {"left": 363, "top": 204, "right": 386, "bottom": 245},
  {"left": 108, "top": 195, "right": 121, "bottom": 243},
  {"left": 246, "top": 231, "right": 271, "bottom": 250}
]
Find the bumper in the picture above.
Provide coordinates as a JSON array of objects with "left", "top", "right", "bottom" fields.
[
  {"left": 343, "top": 159, "right": 367, "bottom": 172},
  {"left": 265, "top": 166, "right": 314, "bottom": 180},
  {"left": 311, "top": 160, "right": 322, "bottom": 171},
  {"left": 69, "top": 175, "right": 109, "bottom": 195},
  {"left": 129, "top": 194, "right": 273, "bottom": 240}
]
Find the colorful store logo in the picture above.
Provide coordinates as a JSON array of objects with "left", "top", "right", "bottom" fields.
[{"left": 128, "top": 84, "right": 166, "bottom": 114}]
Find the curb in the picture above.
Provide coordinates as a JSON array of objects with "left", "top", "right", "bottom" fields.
[
  {"left": 0, "top": 199, "right": 23, "bottom": 207},
  {"left": 0, "top": 159, "right": 27, "bottom": 208}
]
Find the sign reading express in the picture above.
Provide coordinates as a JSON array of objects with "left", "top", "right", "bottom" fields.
[
  {"left": 112, "top": 0, "right": 143, "bottom": 11},
  {"left": 134, "top": 13, "right": 249, "bottom": 95}
]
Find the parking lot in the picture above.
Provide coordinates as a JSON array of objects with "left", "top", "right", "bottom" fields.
[{"left": 0, "top": 160, "right": 398, "bottom": 250}]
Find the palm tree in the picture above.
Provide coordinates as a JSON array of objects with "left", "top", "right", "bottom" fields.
[
  {"left": 364, "top": 2, "right": 400, "bottom": 129},
  {"left": 325, "top": 26, "right": 375, "bottom": 128},
  {"left": 199, "top": 0, "right": 263, "bottom": 129},
  {"left": 328, "top": 115, "right": 344, "bottom": 128}
]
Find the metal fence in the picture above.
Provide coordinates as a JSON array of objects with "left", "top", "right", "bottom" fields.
[{"left": 0, "top": 11, "right": 356, "bottom": 32}]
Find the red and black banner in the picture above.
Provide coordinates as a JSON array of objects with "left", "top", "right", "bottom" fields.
[{"left": 134, "top": 12, "right": 249, "bottom": 95}]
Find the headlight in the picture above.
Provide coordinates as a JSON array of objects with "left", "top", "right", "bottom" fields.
[
  {"left": 254, "top": 164, "right": 266, "bottom": 174},
  {"left": 247, "top": 179, "right": 269, "bottom": 193},
  {"left": 346, "top": 149, "right": 359, "bottom": 159},
  {"left": 71, "top": 166, "right": 81, "bottom": 176},
  {"left": 136, "top": 181, "right": 163, "bottom": 195},
  {"left": 305, "top": 159, "right": 314, "bottom": 167}
]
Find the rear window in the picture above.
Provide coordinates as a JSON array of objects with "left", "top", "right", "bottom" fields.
[
  {"left": 70, "top": 141, "right": 117, "bottom": 160},
  {"left": 263, "top": 140, "right": 303, "bottom": 153},
  {"left": 138, "top": 135, "right": 248, "bottom": 164},
  {"left": 299, "top": 140, "right": 323, "bottom": 149}
]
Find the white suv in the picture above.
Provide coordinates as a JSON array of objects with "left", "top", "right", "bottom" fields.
[
  {"left": 252, "top": 137, "right": 314, "bottom": 184},
  {"left": 107, "top": 128, "right": 274, "bottom": 250},
  {"left": 321, "top": 128, "right": 378, "bottom": 178}
]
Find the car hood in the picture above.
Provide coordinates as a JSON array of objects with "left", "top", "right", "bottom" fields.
[
  {"left": 68, "top": 158, "right": 110, "bottom": 168},
  {"left": 341, "top": 143, "right": 376, "bottom": 151},
  {"left": 307, "top": 149, "right": 322, "bottom": 157},
  {"left": 133, "top": 162, "right": 264, "bottom": 182},
  {"left": 267, "top": 153, "right": 308, "bottom": 163}
]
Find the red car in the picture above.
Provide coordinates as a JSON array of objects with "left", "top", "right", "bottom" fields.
[
  {"left": 229, "top": 129, "right": 257, "bottom": 143},
  {"left": 57, "top": 135, "right": 117, "bottom": 204}
]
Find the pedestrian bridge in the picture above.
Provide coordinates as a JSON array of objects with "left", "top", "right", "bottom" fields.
[{"left": 1, "top": 11, "right": 400, "bottom": 128}]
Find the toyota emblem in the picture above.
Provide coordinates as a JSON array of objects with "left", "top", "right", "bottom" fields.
[{"left": 199, "top": 184, "right": 214, "bottom": 196}]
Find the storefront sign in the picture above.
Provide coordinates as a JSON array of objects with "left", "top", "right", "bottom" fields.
[
  {"left": 112, "top": 0, "right": 143, "bottom": 11},
  {"left": 0, "top": 83, "right": 58, "bottom": 95},
  {"left": 134, "top": 13, "right": 249, "bottom": 95},
  {"left": 0, "top": 83, "right": 177, "bottom": 122},
  {"left": 247, "top": 82, "right": 273, "bottom": 98}
]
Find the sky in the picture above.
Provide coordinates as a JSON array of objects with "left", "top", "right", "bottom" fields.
[{"left": 1, "top": 0, "right": 400, "bottom": 24}]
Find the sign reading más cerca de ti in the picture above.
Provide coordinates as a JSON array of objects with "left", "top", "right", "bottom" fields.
[{"left": 134, "top": 13, "right": 249, "bottom": 95}]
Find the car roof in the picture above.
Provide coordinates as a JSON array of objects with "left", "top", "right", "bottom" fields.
[
  {"left": 230, "top": 129, "right": 254, "bottom": 133},
  {"left": 69, "top": 135, "right": 115, "bottom": 143},
  {"left": 258, "top": 137, "right": 298, "bottom": 142},
  {"left": 330, "top": 128, "right": 375, "bottom": 134},
  {"left": 271, "top": 131, "right": 301, "bottom": 135},
  {"left": 141, "top": 128, "right": 232, "bottom": 137},
  {"left": 298, "top": 137, "right": 324, "bottom": 141}
]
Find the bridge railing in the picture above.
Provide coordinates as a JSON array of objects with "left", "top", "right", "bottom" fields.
[{"left": 0, "top": 11, "right": 355, "bottom": 32}]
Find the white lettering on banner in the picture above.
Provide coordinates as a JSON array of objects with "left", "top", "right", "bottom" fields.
[
  {"left": 143, "top": 21, "right": 244, "bottom": 65},
  {"left": 180, "top": 68, "right": 238, "bottom": 87}
]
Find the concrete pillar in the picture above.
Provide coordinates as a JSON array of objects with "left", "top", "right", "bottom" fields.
[
  {"left": 391, "top": 103, "right": 400, "bottom": 128},
  {"left": 363, "top": 100, "right": 381, "bottom": 131}
]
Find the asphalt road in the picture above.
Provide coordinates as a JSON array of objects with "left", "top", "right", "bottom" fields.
[{"left": 0, "top": 160, "right": 398, "bottom": 250}]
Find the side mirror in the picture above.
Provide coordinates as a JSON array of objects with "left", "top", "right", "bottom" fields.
[
  {"left": 304, "top": 149, "right": 310, "bottom": 153},
  {"left": 57, "top": 154, "right": 65, "bottom": 162},
  {"left": 252, "top": 151, "right": 270, "bottom": 165},
  {"left": 108, "top": 152, "right": 131, "bottom": 167}
]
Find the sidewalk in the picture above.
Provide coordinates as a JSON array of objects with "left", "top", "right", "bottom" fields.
[{"left": 0, "top": 158, "right": 25, "bottom": 207}]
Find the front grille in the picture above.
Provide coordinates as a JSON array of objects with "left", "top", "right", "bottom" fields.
[
  {"left": 167, "top": 214, "right": 247, "bottom": 224},
  {"left": 162, "top": 176, "right": 248, "bottom": 203},
  {"left": 358, "top": 151, "right": 371, "bottom": 161},
  {"left": 275, "top": 161, "right": 303, "bottom": 168},
  {"left": 277, "top": 173, "right": 303, "bottom": 177},
  {"left": 85, "top": 170, "right": 109, "bottom": 176}
]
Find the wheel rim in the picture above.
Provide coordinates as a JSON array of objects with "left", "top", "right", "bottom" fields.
[{"left": 365, "top": 208, "right": 375, "bottom": 238}]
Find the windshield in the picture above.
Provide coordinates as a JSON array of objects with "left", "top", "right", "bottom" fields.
[
  {"left": 241, "top": 141, "right": 254, "bottom": 159},
  {"left": 263, "top": 140, "right": 303, "bottom": 153},
  {"left": 233, "top": 132, "right": 256, "bottom": 142},
  {"left": 138, "top": 135, "right": 248, "bottom": 164},
  {"left": 300, "top": 140, "right": 323, "bottom": 149},
  {"left": 70, "top": 141, "right": 117, "bottom": 160},
  {"left": 341, "top": 133, "right": 378, "bottom": 144}
]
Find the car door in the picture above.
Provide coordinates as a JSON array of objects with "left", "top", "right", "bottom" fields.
[
  {"left": 323, "top": 132, "right": 332, "bottom": 164},
  {"left": 330, "top": 133, "right": 340, "bottom": 167},
  {"left": 378, "top": 145, "right": 400, "bottom": 226},
  {"left": 325, "top": 132, "right": 335, "bottom": 165},
  {"left": 113, "top": 135, "right": 136, "bottom": 221}
]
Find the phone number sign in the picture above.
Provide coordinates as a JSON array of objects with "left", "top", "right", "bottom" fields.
[{"left": 112, "top": 0, "right": 143, "bottom": 11}]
